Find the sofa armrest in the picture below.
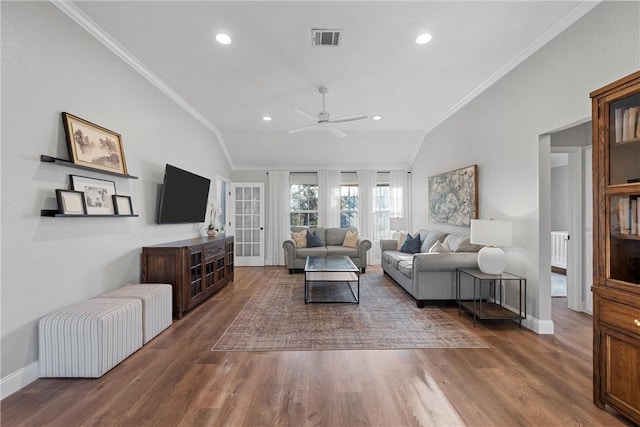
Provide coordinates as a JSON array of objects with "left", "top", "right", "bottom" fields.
[
  {"left": 380, "top": 239, "right": 398, "bottom": 252},
  {"left": 357, "top": 238, "right": 372, "bottom": 256},
  {"left": 282, "top": 239, "right": 297, "bottom": 267},
  {"left": 412, "top": 252, "right": 478, "bottom": 272}
]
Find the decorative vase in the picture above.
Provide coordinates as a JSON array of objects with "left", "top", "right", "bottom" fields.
[{"left": 207, "top": 229, "right": 218, "bottom": 237}]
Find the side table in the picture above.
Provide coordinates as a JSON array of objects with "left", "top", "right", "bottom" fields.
[{"left": 456, "top": 268, "right": 526, "bottom": 327}]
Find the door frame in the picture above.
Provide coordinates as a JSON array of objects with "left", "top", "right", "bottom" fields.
[
  {"left": 231, "top": 182, "right": 265, "bottom": 267},
  {"left": 551, "top": 146, "right": 584, "bottom": 311}
]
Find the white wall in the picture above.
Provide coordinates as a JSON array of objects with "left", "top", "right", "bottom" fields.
[
  {"left": 551, "top": 165, "right": 569, "bottom": 231},
  {"left": 1, "top": 1, "right": 231, "bottom": 386},
  {"left": 410, "top": 1, "right": 639, "bottom": 330}
]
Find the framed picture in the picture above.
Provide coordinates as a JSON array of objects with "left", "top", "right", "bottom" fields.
[
  {"left": 112, "top": 195, "right": 133, "bottom": 215},
  {"left": 70, "top": 175, "right": 117, "bottom": 215},
  {"left": 61, "top": 112, "right": 128, "bottom": 175},
  {"left": 428, "top": 164, "right": 478, "bottom": 227},
  {"left": 55, "top": 189, "right": 87, "bottom": 215}
]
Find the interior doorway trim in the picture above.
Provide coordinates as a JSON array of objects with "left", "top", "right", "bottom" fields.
[{"left": 551, "top": 146, "right": 584, "bottom": 312}]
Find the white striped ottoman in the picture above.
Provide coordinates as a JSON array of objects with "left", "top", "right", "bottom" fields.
[
  {"left": 97, "top": 284, "right": 172, "bottom": 344},
  {"left": 39, "top": 298, "right": 143, "bottom": 378}
]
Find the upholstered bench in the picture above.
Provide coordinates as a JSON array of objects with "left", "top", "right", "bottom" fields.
[
  {"left": 39, "top": 298, "right": 143, "bottom": 378},
  {"left": 97, "top": 284, "right": 172, "bottom": 344}
]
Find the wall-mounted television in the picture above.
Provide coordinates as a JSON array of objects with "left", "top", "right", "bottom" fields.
[{"left": 157, "top": 164, "right": 211, "bottom": 224}]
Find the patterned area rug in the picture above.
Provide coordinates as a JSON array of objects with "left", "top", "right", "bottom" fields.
[{"left": 211, "top": 268, "right": 489, "bottom": 351}]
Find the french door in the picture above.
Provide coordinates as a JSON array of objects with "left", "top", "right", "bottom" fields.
[{"left": 231, "top": 183, "right": 264, "bottom": 266}]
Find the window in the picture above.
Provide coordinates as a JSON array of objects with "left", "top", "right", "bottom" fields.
[
  {"left": 374, "top": 183, "right": 391, "bottom": 239},
  {"left": 340, "top": 184, "right": 358, "bottom": 228},
  {"left": 290, "top": 184, "right": 318, "bottom": 227}
]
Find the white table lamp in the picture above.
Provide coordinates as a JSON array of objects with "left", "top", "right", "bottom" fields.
[
  {"left": 389, "top": 217, "right": 408, "bottom": 239},
  {"left": 470, "top": 219, "right": 512, "bottom": 275}
]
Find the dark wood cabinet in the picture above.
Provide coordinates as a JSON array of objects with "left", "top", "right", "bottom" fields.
[
  {"left": 141, "top": 235, "right": 234, "bottom": 318},
  {"left": 591, "top": 70, "right": 640, "bottom": 425}
]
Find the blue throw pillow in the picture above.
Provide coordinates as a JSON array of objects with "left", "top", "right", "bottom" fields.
[
  {"left": 400, "top": 233, "right": 421, "bottom": 254},
  {"left": 306, "top": 230, "right": 323, "bottom": 247}
]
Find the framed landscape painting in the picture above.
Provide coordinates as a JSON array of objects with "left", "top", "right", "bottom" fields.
[
  {"left": 428, "top": 164, "right": 478, "bottom": 227},
  {"left": 70, "top": 175, "right": 117, "bottom": 215},
  {"left": 62, "top": 112, "right": 128, "bottom": 175}
]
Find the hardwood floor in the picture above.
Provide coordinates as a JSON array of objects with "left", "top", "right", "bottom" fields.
[{"left": 1, "top": 266, "right": 635, "bottom": 426}]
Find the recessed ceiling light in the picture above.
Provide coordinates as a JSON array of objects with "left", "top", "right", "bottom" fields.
[
  {"left": 262, "top": 116, "right": 272, "bottom": 121},
  {"left": 416, "top": 33, "right": 432, "bottom": 45},
  {"left": 372, "top": 115, "right": 382, "bottom": 121},
  {"left": 216, "top": 33, "right": 231, "bottom": 45}
]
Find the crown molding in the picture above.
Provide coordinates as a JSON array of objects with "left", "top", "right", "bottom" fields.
[{"left": 50, "top": 0, "right": 236, "bottom": 170}]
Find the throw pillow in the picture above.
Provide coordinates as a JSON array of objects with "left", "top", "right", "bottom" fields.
[
  {"left": 444, "top": 234, "right": 483, "bottom": 252},
  {"left": 396, "top": 232, "right": 407, "bottom": 250},
  {"left": 429, "top": 240, "right": 451, "bottom": 253},
  {"left": 291, "top": 230, "right": 307, "bottom": 248},
  {"left": 343, "top": 229, "right": 359, "bottom": 248},
  {"left": 420, "top": 231, "right": 448, "bottom": 253},
  {"left": 400, "top": 233, "right": 421, "bottom": 254},
  {"left": 306, "top": 230, "right": 323, "bottom": 248}
]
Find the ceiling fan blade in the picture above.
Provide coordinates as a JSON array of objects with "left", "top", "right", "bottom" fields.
[
  {"left": 330, "top": 114, "right": 367, "bottom": 123},
  {"left": 294, "top": 108, "right": 318, "bottom": 120},
  {"left": 326, "top": 125, "right": 347, "bottom": 138},
  {"left": 288, "top": 123, "right": 319, "bottom": 134}
]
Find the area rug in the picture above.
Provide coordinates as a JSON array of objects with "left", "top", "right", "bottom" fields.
[{"left": 211, "top": 269, "right": 489, "bottom": 351}]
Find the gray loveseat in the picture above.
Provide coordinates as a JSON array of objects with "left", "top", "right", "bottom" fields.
[
  {"left": 381, "top": 228, "right": 483, "bottom": 307},
  {"left": 283, "top": 227, "right": 372, "bottom": 273}
]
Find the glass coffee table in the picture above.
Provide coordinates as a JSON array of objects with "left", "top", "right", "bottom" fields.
[{"left": 304, "top": 256, "right": 360, "bottom": 304}]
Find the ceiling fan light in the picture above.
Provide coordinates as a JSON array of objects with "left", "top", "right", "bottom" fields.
[
  {"left": 416, "top": 33, "right": 432, "bottom": 45},
  {"left": 216, "top": 33, "right": 231, "bottom": 45}
]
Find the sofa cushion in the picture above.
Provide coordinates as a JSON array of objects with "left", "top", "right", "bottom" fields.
[
  {"left": 326, "top": 246, "right": 358, "bottom": 257},
  {"left": 445, "top": 234, "right": 483, "bottom": 252},
  {"left": 342, "top": 229, "right": 358, "bottom": 248},
  {"left": 296, "top": 247, "right": 328, "bottom": 258},
  {"left": 398, "top": 260, "right": 413, "bottom": 279},
  {"left": 291, "top": 230, "right": 307, "bottom": 248},
  {"left": 382, "top": 251, "right": 413, "bottom": 269},
  {"left": 397, "top": 232, "right": 407, "bottom": 250},
  {"left": 306, "top": 230, "right": 323, "bottom": 247},
  {"left": 400, "top": 233, "right": 421, "bottom": 254},
  {"left": 429, "top": 240, "right": 451, "bottom": 253},
  {"left": 326, "top": 228, "right": 352, "bottom": 246},
  {"left": 420, "top": 231, "right": 448, "bottom": 253}
]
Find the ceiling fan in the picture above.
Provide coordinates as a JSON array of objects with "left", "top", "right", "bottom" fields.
[{"left": 288, "top": 86, "right": 367, "bottom": 138}]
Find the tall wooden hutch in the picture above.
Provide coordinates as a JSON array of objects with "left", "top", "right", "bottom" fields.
[{"left": 591, "top": 70, "right": 640, "bottom": 425}]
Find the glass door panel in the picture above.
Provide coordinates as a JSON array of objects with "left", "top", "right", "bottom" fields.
[{"left": 231, "top": 182, "right": 264, "bottom": 266}]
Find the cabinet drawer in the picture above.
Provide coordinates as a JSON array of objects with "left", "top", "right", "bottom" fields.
[
  {"left": 600, "top": 298, "right": 640, "bottom": 338},
  {"left": 205, "top": 244, "right": 224, "bottom": 259}
]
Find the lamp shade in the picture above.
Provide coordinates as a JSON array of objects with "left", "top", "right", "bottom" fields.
[
  {"left": 389, "top": 217, "right": 408, "bottom": 231},
  {"left": 470, "top": 219, "right": 512, "bottom": 247}
]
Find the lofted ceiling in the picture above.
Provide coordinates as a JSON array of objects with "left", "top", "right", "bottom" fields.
[{"left": 65, "top": 1, "right": 594, "bottom": 171}]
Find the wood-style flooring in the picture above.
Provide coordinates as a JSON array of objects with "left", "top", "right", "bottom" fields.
[{"left": 1, "top": 266, "right": 635, "bottom": 426}]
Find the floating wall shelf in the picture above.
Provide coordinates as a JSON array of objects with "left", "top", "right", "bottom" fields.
[{"left": 40, "top": 155, "right": 138, "bottom": 179}]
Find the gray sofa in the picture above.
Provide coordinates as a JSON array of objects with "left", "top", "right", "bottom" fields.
[
  {"left": 380, "top": 228, "right": 483, "bottom": 307},
  {"left": 283, "top": 227, "right": 372, "bottom": 273}
]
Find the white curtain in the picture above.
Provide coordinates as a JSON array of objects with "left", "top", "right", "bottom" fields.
[
  {"left": 266, "top": 171, "right": 290, "bottom": 265},
  {"left": 317, "top": 170, "right": 341, "bottom": 228},
  {"left": 357, "top": 170, "right": 377, "bottom": 265},
  {"left": 390, "top": 170, "right": 410, "bottom": 229}
]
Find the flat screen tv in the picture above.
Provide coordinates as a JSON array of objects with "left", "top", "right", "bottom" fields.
[{"left": 157, "top": 164, "right": 211, "bottom": 224}]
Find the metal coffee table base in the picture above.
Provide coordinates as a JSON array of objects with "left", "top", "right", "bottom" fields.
[{"left": 304, "top": 257, "right": 360, "bottom": 304}]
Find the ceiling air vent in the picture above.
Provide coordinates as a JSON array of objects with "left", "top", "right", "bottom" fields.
[{"left": 312, "top": 29, "right": 341, "bottom": 47}]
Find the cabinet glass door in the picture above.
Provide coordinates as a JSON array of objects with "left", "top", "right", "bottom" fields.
[{"left": 606, "top": 92, "right": 640, "bottom": 285}]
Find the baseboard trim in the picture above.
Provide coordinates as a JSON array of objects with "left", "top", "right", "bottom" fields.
[
  {"left": 1, "top": 361, "right": 39, "bottom": 400},
  {"left": 498, "top": 301, "right": 555, "bottom": 334}
]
